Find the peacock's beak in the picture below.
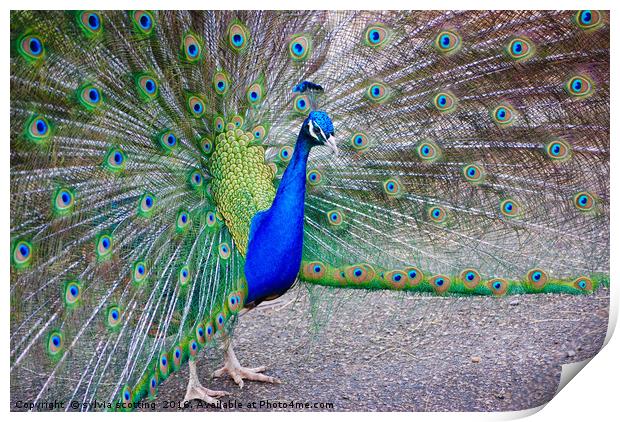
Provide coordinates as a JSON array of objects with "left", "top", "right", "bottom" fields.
[{"left": 325, "top": 135, "right": 338, "bottom": 156}]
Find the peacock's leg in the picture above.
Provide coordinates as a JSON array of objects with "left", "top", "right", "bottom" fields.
[
  {"left": 183, "top": 359, "right": 230, "bottom": 404},
  {"left": 213, "top": 342, "right": 281, "bottom": 389}
]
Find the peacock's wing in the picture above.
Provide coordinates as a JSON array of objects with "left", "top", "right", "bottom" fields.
[{"left": 298, "top": 11, "right": 609, "bottom": 295}]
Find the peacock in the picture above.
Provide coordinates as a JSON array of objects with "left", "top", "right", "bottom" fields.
[{"left": 10, "top": 10, "right": 609, "bottom": 411}]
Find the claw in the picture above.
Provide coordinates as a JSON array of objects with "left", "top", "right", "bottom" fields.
[
  {"left": 183, "top": 360, "right": 230, "bottom": 405},
  {"left": 213, "top": 344, "right": 281, "bottom": 388}
]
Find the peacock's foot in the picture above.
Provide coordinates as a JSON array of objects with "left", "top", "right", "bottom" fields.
[
  {"left": 183, "top": 360, "right": 230, "bottom": 405},
  {"left": 213, "top": 343, "right": 281, "bottom": 389}
]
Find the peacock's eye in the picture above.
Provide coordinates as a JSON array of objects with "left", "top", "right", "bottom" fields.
[
  {"left": 383, "top": 178, "right": 402, "bottom": 196},
  {"left": 573, "top": 191, "right": 595, "bottom": 211},
  {"left": 565, "top": 75, "right": 593, "bottom": 97},
  {"left": 289, "top": 35, "right": 311, "bottom": 60},
  {"left": 435, "top": 30, "right": 461, "bottom": 53},
  {"left": 364, "top": 24, "right": 389, "bottom": 47},
  {"left": 463, "top": 164, "right": 484, "bottom": 184},
  {"left": 545, "top": 140, "right": 571, "bottom": 160},
  {"left": 492, "top": 104, "right": 515, "bottom": 126},
  {"left": 500, "top": 199, "right": 521, "bottom": 218},
  {"left": 293, "top": 95, "right": 310, "bottom": 113},
  {"left": 575, "top": 10, "right": 603, "bottom": 30},
  {"left": 433, "top": 92, "right": 457, "bottom": 112},
  {"left": 18, "top": 34, "right": 45, "bottom": 60},
  {"left": 213, "top": 72, "right": 229, "bottom": 95},
  {"left": 366, "top": 82, "right": 389, "bottom": 103},
  {"left": 428, "top": 206, "right": 447, "bottom": 223},
  {"left": 228, "top": 22, "right": 250, "bottom": 51},
  {"left": 506, "top": 37, "right": 534, "bottom": 60}
]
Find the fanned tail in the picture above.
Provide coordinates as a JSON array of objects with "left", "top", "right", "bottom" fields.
[{"left": 298, "top": 10, "right": 609, "bottom": 296}]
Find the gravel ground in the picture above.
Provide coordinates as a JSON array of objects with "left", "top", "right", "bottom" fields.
[{"left": 142, "top": 285, "right": 609, "bottom": 412}]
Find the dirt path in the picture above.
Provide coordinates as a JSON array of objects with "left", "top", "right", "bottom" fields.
[{"left": 143, "top": 286, "right": 609, "bottom": 412}]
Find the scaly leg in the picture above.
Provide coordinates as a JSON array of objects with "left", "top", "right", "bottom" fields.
[
  {"left": 183, "top": 359, "right": 230, "bottom": 404},
  {"left": 213, "top": 342, "right": 281, "bottom": 389}
]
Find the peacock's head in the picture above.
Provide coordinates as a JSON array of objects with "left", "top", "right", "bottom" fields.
[{"left": 303, "top": 110, "right": 337, "bottom": 155}]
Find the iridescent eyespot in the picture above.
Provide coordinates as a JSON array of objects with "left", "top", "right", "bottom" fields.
[
  {"left": 506, "top": 36, "right": 534, "bottom": 60},
  {"left": 188, "top": 340, "right": 199, "bottom": 358},
  {"left": 526, "top": 268, "right": 548, "bottom": 289},
  {"left": 17, "top": 34, "right": 45, "bottom": 61},
  {"left": 247, "top": 82, "right": 264, "bottom": 105},
  {"left": 575, "top": 10, "right": 603, "bottom": 30},
  {"left": 385, "top": 270, "right": 407, "bottom": 289},
  {"left": 345, "top": 265, "right": 371, "bottom": 284},
  {"left": 138, "top": 192, "right": 155, "bottom": 217},
  {"left": 228, "top": 21, "right": 250, "bottom": 52},
  {"left": 326, "top": 210, "right": 343, "bottom": 226},
  {"left": 492, "top": 104, "right": 515, "bottom": 126},
  {"left": 216, "top": 312, "right": 226, "bottom": 330},
  {"left": 417, "top": 141, "right": 441, "bottom": 162},
  {"left": 565, "top": 75, "right": 593, "bottom": 98},
  {"left": 135, "top": 74, "right": 158, "bottom": 101},
  {"left": 53, "top": 187, "right": 75, "bottom": 216},
  {"left": 182, "top": 33, "right": 203, "bottom": 62},
  {"left": 205, "top": 321, "right": 215, "bottom": 340},
  {"left": 252, "top": 125, "right": 267, "bottom": 141},
  {"left": 178, "top": 265, "right": 190, "bottom": 286},
  {"left": 366, "top": 82, "right": 389, "bottom": 103},
  {"left": 172, "top": 346, "right": 183, "bottom": 369},
  {"left": 573, "top": 191, "right": 595, "bottom": 211},
  {"left": 428, "top": 206, "right": 447, "bottom": 223},
  {"left": 47, "top": 330, "right": 64, "bottom": 358},
  {"left": 96, "top": 233, "right": 113, "bottom": 259},
  {"left": 383, "top": 178, "right": 403, "bottom": 196},
  {"left": 573, "top": 276, "right": 593, "bottom": 292},
  {"left": 435, "top": 30, "right": 461, "bottom": 53},
  {"left": 158, "top": 130, "right": 177, "bottom": 152},
  {"left": 106, "top": 305, "right": 121, "bottom": 328},
  {"left": 463, "top": 164, "right": 485, "bottom": 184},
  {"left": 64, "top": 280, "right": 82, "bottom": 306},
  {"left": 433, "top": 92, "right": 457, "bottom": 112},
  {"left": 364, "top": 24, "right": 389, "bottom": 48},
  {"left": 278, "top": 146, "right": 293, "bottom": 162},
  {"left": 231, "top": 115, "right": 244, "bottom": 128},
  {"left": 214, "top": 116, "right": 225, "bottom": 132},
  {"left": 500, "top": 199, "right": 521, "bottom": 218},
  {"left": 213, "top": 71, "right": 230, "bottom": 95},
  {"left": 77, "top": 84, "right": 103, "bottom": 110},
  {"left": 306, "top": 169, "right": 322, "bottom": 186},
  {"left": 195, "top": 323, "right": 206, "bottom": 345},
  {"left": 200, "top": 137, "right": 213, "bottom": 156},
  {"left": 289, "top": 34, "right": 311, "bottom": 60},
  {"left": 460, "top": 269, "right": 481, "bottom": 289},
  {"left": 303, "top": 261, "right": 326, "bottom": 280},
  {"left": 132, "top": 11, "right": 154, "bottom": 35},
  {"left": 219, "top": 242, "right": 230, "bottom": 259},
  {"left": 429, "top": 275, "right": 451, "bottom": 294},
  {"left": 12, "top": 240, "right": 32, "bottom": 268},
  {"left": 293, "top": 95, "right": 310, "bottom": 113},
  {"left": 188, "top": 169, "right": 203, "bottom": 189},
  {"left": 227, "top": 291, "right": 243, "bottom": 313},
  {"left": 187, "top": 95, "right": 206, "bottom": 118},
  {"left": 77, "top": 11, "right": 103, "bottom": 37},
  {"left": 351, "top": 132, "right": 369, "bottom": 151},
  {"left": 25, "top": 114, "right": 52, "bottom": 143},
  {"left": 404, "top": 266, "right": 424, "bottom": 287},
  {"left": 206, "top": 211, "right": 217, "bottom": 228},
  {"left": 176, "top": 209, "right": 190, "bottom": 232},
  {"left": 488, "top": 278, "right": 508, "bottom": 295},
  {"left": 133, "top": 261, "right": 147, "bottom": 284},
  {"left": 545, "top": 140, "right": 571, "bottom": 161},
  {"left": 159, "top": 352, "right": 169, "bottom": 377},
  {"left": 121, "top": 386, "right": 132, "bottom": 406},
  {"left": 104, "top": 148, "right": 126, "bottom": 172}
]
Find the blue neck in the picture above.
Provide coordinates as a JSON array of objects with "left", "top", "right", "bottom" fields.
[{"left": 243, "top": 131, "right": 312, "bottom": 305}]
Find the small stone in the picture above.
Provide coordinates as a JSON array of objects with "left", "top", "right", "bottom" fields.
[
  {"left": 471, "top": 356, "right": 481, "bottom": 363},
  {"left": 566, "top": 350, "right": 576, "bottom": 358},
  {"left": 509, "top": 299, "right": 520, "bottom": 306}
]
